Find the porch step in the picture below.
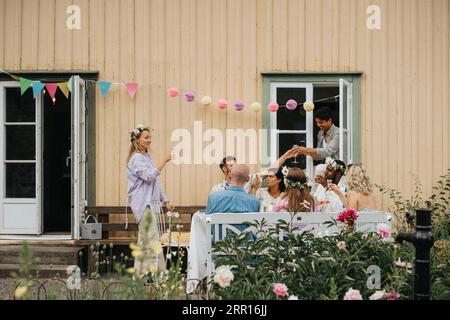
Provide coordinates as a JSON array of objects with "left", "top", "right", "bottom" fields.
[
  {"left": 0, "top": 245, "right": 83, "bottom": 278},
  {"left": 0, "top": 263, "right": 72, "bottom": 278}
]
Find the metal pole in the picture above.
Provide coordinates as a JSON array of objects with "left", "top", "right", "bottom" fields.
[{"left": 395, "top": 208, "right": 434, "bottom": 300}]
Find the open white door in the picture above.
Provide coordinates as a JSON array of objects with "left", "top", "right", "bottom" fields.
[
  {"left": 0, "top": 82, "right": 42, "bottom": 235},
  {"left": 339, "top": 79, "right": 353, "bottom": 165},
  {"left": 71, "top": 76, "right": 87, "bottom": 239}
]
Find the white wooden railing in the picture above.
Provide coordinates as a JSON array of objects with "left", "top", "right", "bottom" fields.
[{"left": 203, "top": 211, "right": 394, "bottom": 281}]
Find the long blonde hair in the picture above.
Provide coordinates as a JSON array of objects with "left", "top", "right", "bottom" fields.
[
  {"left": 127, "top": 130, "right": 150, "bottom": 163},
  {"left": 347, "top": 163, "right": 373, "bottom": 195}
]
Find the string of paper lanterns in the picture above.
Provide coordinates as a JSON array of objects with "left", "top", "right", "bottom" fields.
[{"left": 167, "top": 86, "right": 320, "bottom": 113}]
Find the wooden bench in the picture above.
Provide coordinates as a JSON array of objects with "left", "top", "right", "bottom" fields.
[{"left": 84, "top": 206, "right": 205, "bottom": 241}]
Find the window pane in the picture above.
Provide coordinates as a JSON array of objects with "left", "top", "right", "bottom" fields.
[
  {"left": 5, "top": 163, "right": 36, "bottom": 198},
  {"left": 276, "top": 88, "right": 306, "bottom": 130},
  {"left": 5, "top": 125, "right": 36, "bottom": 160},
  {"left": 278, "top": 133, "right": 307, "bottom": 170},
  {"left": 5, "top": 87, "right": 36, "bottom": 122}
]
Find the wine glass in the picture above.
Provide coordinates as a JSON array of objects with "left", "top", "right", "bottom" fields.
[{"left": 292, "top": 144, "right": 299, "bottom": 163}]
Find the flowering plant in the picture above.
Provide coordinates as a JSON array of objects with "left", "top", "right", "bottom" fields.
[{"left": 337, "top": 208, "right": 358, "bottom": 228}]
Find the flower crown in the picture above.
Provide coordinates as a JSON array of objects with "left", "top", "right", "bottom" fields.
[
  {"left": 130, "top": 124, "right": 153, "bottom": 142},
  {"left": 325, "top": 157, "right": 345, "bottom": 173},
  {"left": 281, "top": 166, "right": 307, "bottom": 190}
]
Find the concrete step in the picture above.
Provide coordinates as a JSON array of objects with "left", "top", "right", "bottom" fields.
[{"left": 0, "top": 263, "right": 74, "bottom": 278}]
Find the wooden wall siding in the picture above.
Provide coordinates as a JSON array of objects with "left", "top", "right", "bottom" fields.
[{"left": 0, "top": 0, "right": 449, "bottom": 209}]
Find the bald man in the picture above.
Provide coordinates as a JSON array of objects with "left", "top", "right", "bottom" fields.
[{"left": 207, "top": 164, "right": 260, "bottom": 215}]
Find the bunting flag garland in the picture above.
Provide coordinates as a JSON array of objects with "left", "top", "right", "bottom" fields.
[
  {"left": 58, "top": 82, "right": 70, "bottom": 98},
  {"left": 67, "top": 76, "right": 73, "bottom": 93},
  {"left": 125, "top": 82, "right": 138, "bottom": 99},
  {"left": 31, "top": 81, "right": 45, "bottom": 98},
  {"left": 20, "top": 77, "right": 33, "bottom": 95},
  {"left": 45, "top": 83, "right": 58, "bottom": 100},
  {"left": 98, "top": 81, "right": 112, "bottom": 97}
]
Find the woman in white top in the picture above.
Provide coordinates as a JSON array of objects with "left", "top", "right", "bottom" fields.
[
  {"left": 329, "top": 163, "right": 377, "bottom": 211},
  {"left": 251, "top": 168, "right": 286, "bottom": 211}
]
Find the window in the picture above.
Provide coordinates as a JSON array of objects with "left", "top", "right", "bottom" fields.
[{"left": 263, "top": 73, "right": 361, "bottom": 179}]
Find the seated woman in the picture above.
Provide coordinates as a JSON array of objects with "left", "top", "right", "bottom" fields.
[
  {"left": 250, "top": 168, "right": 286, "bottom": 212},
  {"left": 273, "top": 167, "right": 318, "bottom": 213},
  {"left": 329, "top": 163, "right": 377, "bottom": 211}
]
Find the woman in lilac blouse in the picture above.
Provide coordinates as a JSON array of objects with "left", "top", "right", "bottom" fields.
[{"left": 127, "top": 124, "right": 173, "bottom": 273}]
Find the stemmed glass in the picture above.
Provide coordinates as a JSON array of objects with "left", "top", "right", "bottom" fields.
[{"left": 292, "top": 144, "right": 299, "bottom": 163}]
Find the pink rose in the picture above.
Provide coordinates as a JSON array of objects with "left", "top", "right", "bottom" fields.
[
  {"left": 273, "top": 200, "right": 288, "bottom": 212},
  {"left": 385, "top": 291, "right": 400, "bottom": 300},
  {"left": 343, "top": 288, "right": 363, "bottom": 300},
  {"left": 376, "top": 223, "right": 391, "bottom": 238},
  {"left": 272, "top": 283, "right": 289, "bottom": 297},
  {"left": 338, "top": 209, "right": 359, "bottom": 227}
]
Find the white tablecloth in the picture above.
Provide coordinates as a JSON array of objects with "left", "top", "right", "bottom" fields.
[{"left": 186, "top": 212, "right": 209, "bottom": 294}]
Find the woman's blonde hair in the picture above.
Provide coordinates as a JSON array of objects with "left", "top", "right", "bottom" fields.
[
  {"left": 127, "top": 129, "right": 150, "bottom": 163},
  {"left": 347, "top": 163, "right": 373, "bottom": 195}
]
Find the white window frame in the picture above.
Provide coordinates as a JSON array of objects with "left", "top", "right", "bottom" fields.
[
  {"left": 0, "top": 81, "right": 42, "bottom": 235},
  {"left": 339, "top": 79, "right": 354, "bottom": 165},
  {"left": 71, "top": 75, "right": 87, "bottom": 240},
  {"left": 270, "top": 82, "right": 314, "bottom": 179}
]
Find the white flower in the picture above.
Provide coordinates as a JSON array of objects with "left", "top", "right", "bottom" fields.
[
  {"left": 214, "top": 265, "right": 235, "bottom": 288},
  {"left": 395, "top": 258, "right": 406, "bottom": 268},
  {"left": 337, "top": 241, "right": 346, "bottom": 251},
  {"left": 343, "top": 288, "right": 363, "bottom": 300},
  {"left": 325, "top": 157, "right": 334, "bottom": 165},
  {"left": 288, "top": 295, "right": 299, "bottom": 300},
  {"left": 395, "top": 258, "right": 413, "bottom": 273},
  {"left": 166, "top": 211, "right": 174, "bottom": 217},
  {"left": 137, "top": 124, "right": 144, "bottom": 130},
  {"left": 281, "top": 166, "right": 289, "bottom": 176},
  {"left": 132, "top": 129, "right": 140, "bottom": 136},
  {"left": 173, "top": 212, "right": 180, "bottom": 218},
  {"left": 369, "top": 290, "right": 386, "bottom": 300}
]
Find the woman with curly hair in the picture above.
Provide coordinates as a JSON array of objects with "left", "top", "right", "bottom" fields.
[{"left": 329, "top": 163, "right": 377, "bottom": 211}]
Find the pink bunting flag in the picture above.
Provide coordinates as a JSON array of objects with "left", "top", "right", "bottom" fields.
[
  {"left": 45, "top": 83, "right": 58, "bottom": 99},
  {"left": 125, "top": 82, "right": 138, "bottom": 99}
]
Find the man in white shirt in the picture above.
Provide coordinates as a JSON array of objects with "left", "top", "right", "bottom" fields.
[{"left": 295, "top": 107, "right": 340, "bottom": 161}]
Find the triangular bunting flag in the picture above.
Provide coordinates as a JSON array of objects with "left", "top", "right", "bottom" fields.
[
  {"left": 45, "top": 83, "right": 58, "bottom": 99},
  {"left": 97, "top": 81, "right": 112, "bottom": 97},
  {"left": 67, "top": 76, "right": 73, "bottom": 93},
  {"left": 31, "top": 81, "right": 45, "bottom": 99},
  {"left": 58, "top": 82, "right": 70, "bottom": 99},
  {"left": 125, "top": 82, "right": 138, "bottom": 99},
  {"left": 20, "top": 78, "right": 33, "bottom": 95}
]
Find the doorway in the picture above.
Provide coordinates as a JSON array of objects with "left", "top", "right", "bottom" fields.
[{"left": 43, "top": 89, "right": 71, "bottom": 233}]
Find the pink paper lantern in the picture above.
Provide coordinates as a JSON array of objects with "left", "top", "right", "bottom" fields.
[
  {"left": 218, "top": 99, "right": 228, "bottom": 110},
  {"left": 168, "top": 87, "right": 179, "bottom": 97},
  {"left": 185, "top": 91, "right": 195, "bottom": 102},
  {"left": 286, "top": 99, "right": 298, "bottom": 111},
  {"left": 234, "top": 100, "right": 244, "bottom": 111},
  {"left": 268, "top": 102, "right": 279, "bottom": 112}
]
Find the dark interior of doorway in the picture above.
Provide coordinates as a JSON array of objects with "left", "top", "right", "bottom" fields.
[{"left": 43, "top": 89, "right": 71, "bottom": 233}]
